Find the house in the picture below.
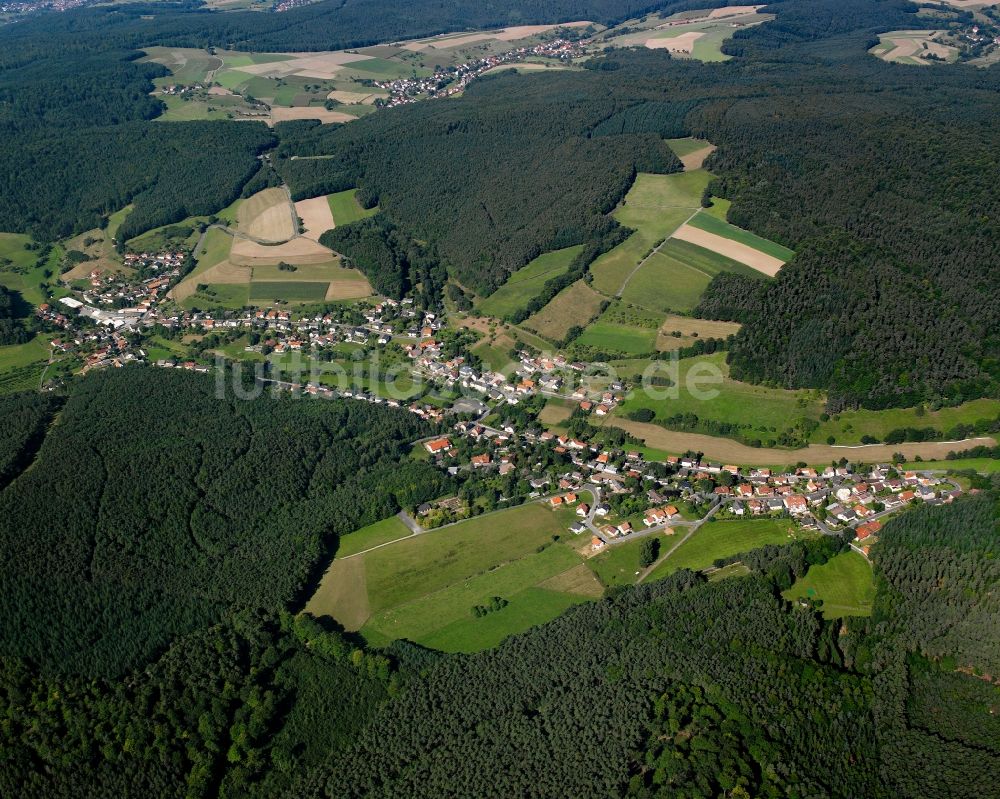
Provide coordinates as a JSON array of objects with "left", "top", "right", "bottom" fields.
[
  {"left": 856, "top": 520, "right": 882, "bottom": 540},
  {"left": 569, "top": 522, "right": 586, "bottom": 534},
  {"left": 784, "top": 495, "right": 808, "bottom": 515},
  {"left": 577, "top": 503, "right": 590, "bottom": 517},
  {"left": 591, "top": 536, "right": 606, "bottom": 552},
  {"left": 424, "top": 437, "right": 452, "bottom": 454},
  {"left": 564, "top": 493, "right": 577, "bottom": 504},
  {"left": 471, "top": 454, "right": 491, "bottom": 468},
  {"left": 550, "top": 495, "right": 564, "bottom": 507},
  {"left": 594, "top": 503, "right": 610, "bottom": 516},
  {"left": 644, "top": 508, "right": 667, "bottom": 527},
  {"left": 617, "top": 521, "right": 633, "bottom": 535}
]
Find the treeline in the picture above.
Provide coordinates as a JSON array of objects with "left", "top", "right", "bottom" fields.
[
  {"left": 0, "top": 285, "right": 32, "bottom": 345},
  {"left": 0, "top": 392, "right": 60, "bottom": 490},
  {"left": 0, "top": 367, "right": 446, "bottom": 677}
]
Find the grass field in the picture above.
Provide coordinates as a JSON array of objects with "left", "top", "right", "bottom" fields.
[
  {"left": 902, "top": 458, "right": 1000, "bottom": 473},
  {"left": 590, "top": 171, "right": 711, "bottom": 296},
  {"left": 306, "top": 502, "right": 599, "bottom": 651},
  {"left": 782, "top": 551, "right": 875, "bottom": 619},
  {"left": 327, "top": 189, "right": 378, "bottom": 226},
  {"left": 811, "top": 398, "right": 1000, "bottom": 445},
  {"left": 590, "top": 532, "right": 675, "bottom": 586},
  {"left": 647, "top": 518, "right": 802, "bottom": 582},
  {"left": 248, "top": 281, "right": 330, "bottom": 302},
  {"left": 575, "top": 318, "right": 656, "bottom": 355},
  {"left": 687, "top": 211, "right": 796, "bottom": 262},
  {"left": 538, "top": 396, "right": 576, "bottom": 426},
  {"left": 523, "top": 279, "right": 605, "bottom": 341},
  {"left": 0, "top": 335, "right": 49, "bottom": 373},
  {"left": 478, "top": 245, "right": 583, "bottom": 319},
  {"left": 656, "top": 314, "right": 741, "bottom": 351},
  {"left": 665, "top": 137, "right": 711, "bottom": 158},
  {"left": 618, "top": 352, "right": 823, "bottom": 430},
  {"left": 337, "top": 516, "right": 412, "bottom": 558}
]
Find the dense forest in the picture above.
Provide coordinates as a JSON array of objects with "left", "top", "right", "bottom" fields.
[{"left": 0, "top": 368, "right": 447, "bottom": 677}]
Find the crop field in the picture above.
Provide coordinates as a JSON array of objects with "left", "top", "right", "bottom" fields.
[
  {"left": 647, "top": 518, "right": 802, "bottom": 582},
  {"left": 870, "top": 30, "right": 958, "bottom": 65},
  {"left": 327, "top": 189, "right": 378, "bottom": 226},
  {"left": 294, "top": 196, "right": 336, "bottom": 241},
  {"left": 782, "top": 552, "right": 875, "bottom": 619},
  {"left": 477, "top": 245, "right": 583, "bottom": 319},
  {"left": 811, "top": 397, "right": 1000, "bottom": 445},
  {"left": 306, "top": 502, "right": 599, "bottom": 651},
  {"left": 523, "top": 279, "right": 604, "bottom": 342},
  {"left": 599, "top": 7, "right": 770, "bottom": 63},
  {"left": 239, "top": 188, "right": 295, "bottom": 242},
  {"left": 656, "top": 314, "right": 741, "bottom": 351},
  {"left": 590, "top": 170, "right": 712, "bottom": 296},
  {"left": 687, "top": 211, "right": 795, "bottom": 262}
]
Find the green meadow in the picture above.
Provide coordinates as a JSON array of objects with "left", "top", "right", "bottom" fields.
[
  {"left": 478, "top": 245, "right": 583, "bottom": 319},
  {"left": 782, "top": 551, "right": 875, "bottom": 619}
]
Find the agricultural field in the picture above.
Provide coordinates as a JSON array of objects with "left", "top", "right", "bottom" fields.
[
  {"left": 617, "top": 351, "right": 824, "bottom": 430},
  {"left": 248, "top": 280, "right": 330, "bottom": 303},
  {"left": 665, "top": 136, "right": 716, "bottom": 170},
  {"left": 597, "top": 6, "right": 771, "bottom": 63},
  {"left": 575, "top": 316, "right": 657, "bottom": 355},
  {"left": 656, "top": 314, "right": 741, "bottom": 351},
  {"left": 811, "top": 397, "right": 1000, "bottom": 445},
  {"left": 305, "top": 502, "right": 603, "bottom": 652},
  {"left": 294, "top": 196, "right": 336, "bottom": 241},
  {"left": 647, "top": 517, "right": 803, "bottom": 582},
  {"left": 782, "top": 551, "right": 875, "bottom": 619},
  {"left": 326, "top": 189, "right": 379, "bottom": 226},
  {"left": 336, "top": 516, "right": 412, "bottom": 558},
  {"left": 620, "top": 238, "right": 765, "bottom": 313},
  {"left": 477, "top": 245, "right": 583, "bottom": 319},
  {"left": 870, "top": 30, "right": 959, "bottom": 65},
  {"left": 538, "top": 396, "right": 576, "bottom": 427},
  {"left": 686, "top": 211, "right": 796, "bottom": 263},
  {"left": 590, "top": 170, "right": 711, "bottom": 296},
  {"left": 239, "top": 187, "right": 295, "bottom": 242},
  {"left": 522, "top": 279, "right": 605, "bottom": 342},
  {"left": 901, "top": 458, "right": 1000, "bottom": 474}
]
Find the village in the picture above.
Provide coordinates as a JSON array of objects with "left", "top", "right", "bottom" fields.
[
  {"left": 374, "top": 36, "right": 585, "bottom": 108},
  {"left": 31, "top": 240, "right": 963, "bottom": 568}
]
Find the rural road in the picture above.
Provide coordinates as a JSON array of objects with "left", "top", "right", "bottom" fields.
[{"left": 636, "top": 499, "right": 722, "bottom": 583}]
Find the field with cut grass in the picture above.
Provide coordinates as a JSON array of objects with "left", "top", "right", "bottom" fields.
[
  {"left": 590, "top": 171, "right": 711, "bottom": 296},
  {"left": 656, "top": 314, "right": 741, "bottom": 351},
  {"left": 306, "top": 502, "right": 599, "bottom": 651},
  {"left": 782, "top": 551, "right": 875, "bottom": 619},
  {"left": 336, "top": 516, "right": 412, "bottom": 558},
  {"left": 590, "top": 532, "right": 675, "bottom": 586},
  {"left": 902, "top": 458, "right": 1000, "bottom": 473},
  {"left": 327, "top": 188, "right": 379, "bottom": 226},
  {"left": 523, "top": 279, "right": 604, "bottom": 342},
  {"left": 248, "top": 281, "right": 331, "bottom": 302},
  {"left": 647, "top": 518, "right": 802, "bottom": 582},
  {"left": 477, "top": 245, "right": 582, "bottom": 319},
  {"left": 687, "top": 211, "right": 795, "bottom": 262},
  {"left": 538, "top": 396, "right": 576, "bottom": 426}
]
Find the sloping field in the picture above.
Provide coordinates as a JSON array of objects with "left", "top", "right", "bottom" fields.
[
  {"left": 295, "top": 196, "right": 336, "bottom": 241},
  {"left": 666, "top": 137, "right": 716, "bottom": 171},
  {"left": 327, "top": 189, "right": 378, "bottom": 226},
  {"left": 239, "top": 188, "right": 294, "bottom": 241},
  {"left": 646, "top": 31, "right": 704, "bottom": 53},
  {"left": 783, "top": 551, "right": 874, "bottom": 619},
  {"left": 478, "top": 245, "right": 583, "bottom": 319},
  {"left": 268, "top": 107, "right": 358, "bottom": 125},
  {"left": 656, "top": 315, "right": 741, "bottom": 351},
  {"left": 687, "top": 211, "right": 795, "bottom": 261},
  {"left": 230, "top": 235, "right": 334, "bottom": 266},
  {"left": 523, "top": 279, "right": 604, "bottom": 341},
  {"left": 672, "top": 224, "right": 786, "bottom": 276},
  {"left": 609, "top": 418, "right": 996, "bottom": 466}
]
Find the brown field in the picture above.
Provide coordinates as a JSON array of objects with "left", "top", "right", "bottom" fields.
[
  {"left": 239, "top": 188, "right": 287, "bottom": 228},
  {"left": 646, "top": 32, "right": 704, "bottom": 52},
  {"left": 672, "top": 224, "right": 785, "bottom": 276},
  {"left": 267, "top": 107, "right": 358, "bottom": 125},
  {"left": 305, "top": 556, "right": 371, "bottom": 630},
  {"left": 524, "top": 280, "right": 605, "bottom": 341},
  {"left": 611, "top": 418, "right": 998, "bottom": 466},
  {"left": 538, "top": 399, "right": 575, "bottom": 426},
  {"left": 295, "top": 196, "right": 336, "bottom": 241},
  {"left": 537, "top": 563, "right": 605, "bottom": 598},
  {"left": 230, "top": 235, "right": 334, "bottom": 265},
  {"left": 708, "top": 4, "right": 764, "bottom": 17},
  {"left": 494, "top": 21, "right": 593, "bottom": 40},
  {"left": 327, "top": 89, "right": 382, "bottom": 104},
  {"left": 172, "top": 260, "right": 251, "bottom": 301},
  {"left": 247, "top": 203, "right": 296, "bottom": 243},
  {"left": 681, "top": 144, "right": 716, "bottom": 171},
  {"left": 656, "top": 315, "right": 741, "bottom": 351}
]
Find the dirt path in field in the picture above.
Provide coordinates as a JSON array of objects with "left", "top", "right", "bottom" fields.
[
  {"left": 610, "top": 418, "right": 997, "bottom": 466},
  {"left": 672, "top": 224, "right": 785, "bottom": 276},
  {"left": 616, "top": 208, "right": 701, "bottom": 297}
]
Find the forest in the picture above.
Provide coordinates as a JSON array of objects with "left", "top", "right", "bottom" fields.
[{"left": 0, "top": 367, "right": 446, "bottom": 678}]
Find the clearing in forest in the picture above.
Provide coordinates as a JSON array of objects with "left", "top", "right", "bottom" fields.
[
  {"left": 782, "top": 551, "right": 875, "bottom": 618},
  {"left": 522, "top": 279, "right": 605, "bottom": 342},
  {"left": 477, "top": 245, "right": 583, "bottom": 319}
]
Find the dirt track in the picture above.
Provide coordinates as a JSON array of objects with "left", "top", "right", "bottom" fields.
[{"left": 611, "top": 418, "right": 996, "bottom": 466}]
